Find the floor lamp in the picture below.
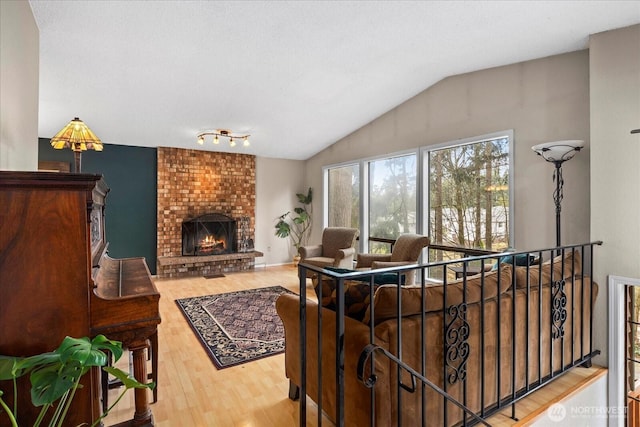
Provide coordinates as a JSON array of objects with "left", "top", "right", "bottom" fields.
[{"left": 531, "top": 140, "right": 584, "bottom": 248}]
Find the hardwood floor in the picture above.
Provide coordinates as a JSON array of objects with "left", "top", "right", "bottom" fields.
[
  {"left": 487, "top": 366, "right": 606, "bottom": 426},
  {"left": 105, "top": 264, "right": 327, "bottom": 426},
  {"left": 104, "top": 265, "right": 604, "bottom": 426}
]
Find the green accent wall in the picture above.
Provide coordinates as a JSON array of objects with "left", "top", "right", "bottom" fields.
[{"left": 38, "top": 139, "right": 158, "bottom": 274}]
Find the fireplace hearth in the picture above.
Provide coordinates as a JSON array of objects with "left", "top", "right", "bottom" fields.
[{"left": 182, "top": 213, "right": 237, "bottom": 256}]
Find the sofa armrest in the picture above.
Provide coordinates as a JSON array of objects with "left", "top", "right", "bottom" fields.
[
  {"left": 335, "top": 247, "right": 356, "bottom": 261},
  {"left": 356, "top": 253, "right": 392, "bottom": 268},
  {"left": 333, "top": 247, "right": 356, "bottom": 269},
  {"left": 275, "top": 293, "right": 390, "bottom": 426},
  {"left": 299, "top": 244, "right": 322, "bottom": 259}
]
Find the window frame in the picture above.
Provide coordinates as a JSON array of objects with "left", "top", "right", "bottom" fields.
[
  {"left": 367, "top": 151, "right": 418, "bottom": 253},
  {"left": 323, "top": 130, "right": 514, "bottom": 255},
  {"left": 421, "top": 130, "right": 515, "bottom": 251}
]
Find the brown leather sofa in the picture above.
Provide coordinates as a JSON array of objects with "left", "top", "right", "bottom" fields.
[{"left": 276, "top": 250, "right": 598, "bottom": 426}]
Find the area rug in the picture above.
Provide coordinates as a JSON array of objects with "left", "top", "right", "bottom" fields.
[{"left": 175, "top": 286, "right": 294, "bottom": 369}]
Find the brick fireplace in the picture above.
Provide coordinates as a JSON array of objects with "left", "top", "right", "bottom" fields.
[{"left": 156, "top": 147, "right": 256, "bottom": 278}]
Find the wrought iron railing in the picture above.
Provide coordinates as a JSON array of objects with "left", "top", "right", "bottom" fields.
[
  {"left": 290, "top": 241, "right": 601, "bottom": 426},
  {"left": 357, "top": 344, "right": 491, "bottom": 427}
]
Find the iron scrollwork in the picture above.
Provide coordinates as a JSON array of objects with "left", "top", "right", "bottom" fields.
[
  {"left": 552, "top": 279, "right": 568, "bottom": 339},
  {"left": 445, "top": 303, "right": 470, "bottom": 385}
]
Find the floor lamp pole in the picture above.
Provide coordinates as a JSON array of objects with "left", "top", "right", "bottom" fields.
[
  {"left": 531, "top": 139, "right": 583, "bottom": 252},
  {"left": 553, "top": 161, "right": 564, "bottom": 249}
]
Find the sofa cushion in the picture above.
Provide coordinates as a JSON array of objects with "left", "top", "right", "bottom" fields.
[
  {"left": 363, "top": 264, "right": 513, "bottom": 325},
  {"left": 341, "top": 282, "right": 377, "bottom": 321},
  {"left": 312, "top": 279, "right": 380, "bottom": 322},
  {"left": 514, "top": 250, "right": 581, "bottom": 289},
  {"left": 314, "top": 268, "right": 408, "bottom": 321}
]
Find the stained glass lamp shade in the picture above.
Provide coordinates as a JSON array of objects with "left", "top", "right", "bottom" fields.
[{"left": 50, "top": 117, "right": 103, "bottom": 172}]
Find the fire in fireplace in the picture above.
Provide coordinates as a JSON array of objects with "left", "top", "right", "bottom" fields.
[{"left": 182, "top": 213, "right": 237, "bottom": 256}]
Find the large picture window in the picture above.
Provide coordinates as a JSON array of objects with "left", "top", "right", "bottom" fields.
[
  {"left": 368, "top": 154, "right": 417, "bottom": 253},
  {"left": 327, "top": 164, "right": 360, "bottom": 230},
  {"left": 324, "top": 131, "right": 512, "bottom": 259},
  {"left": 426, "top": 134, "right": 510, "bottom": 251}
]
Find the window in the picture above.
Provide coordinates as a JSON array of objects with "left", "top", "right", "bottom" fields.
[
  {"left": 324, "top": 131, "right": 512, "bottom": 259},
  {"left": 426, "top": 134, "right": 510, "bottom": 251},
  {"left": 327, "top": 164, "right": 360, "bottom": 230},
  {"left": 368, "top": 154, "right": 417, "bottom": 253}
]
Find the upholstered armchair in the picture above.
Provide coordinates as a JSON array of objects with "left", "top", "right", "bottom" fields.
[
  {"left": 356, "top": 233, "right": 429, "bottom": 285},
  {"left": 298, "top": 227, "right": 359, "bottom": 276}
]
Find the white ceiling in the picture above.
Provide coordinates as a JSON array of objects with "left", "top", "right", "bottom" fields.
[{"left": 29, "top": 1, "right": 640, "bottom": 160}]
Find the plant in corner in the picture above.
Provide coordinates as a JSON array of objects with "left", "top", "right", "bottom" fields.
[
  {"left": 274, "top": 187, "right": 313, "bottom": 264},
  {"left": 0, "top": 335, "right": 154, "bottom": 427}
]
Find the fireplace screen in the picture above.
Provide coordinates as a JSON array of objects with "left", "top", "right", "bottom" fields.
[{"left": 182, "top": 213, "right": 237, "bottom": 256}]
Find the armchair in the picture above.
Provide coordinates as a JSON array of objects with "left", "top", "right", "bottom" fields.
[
  {"left": 298, "top": 227, "right": 359, "bottom": 277},
  {"left": 356, "top": 233, "right": 429, "bottom": 284}
]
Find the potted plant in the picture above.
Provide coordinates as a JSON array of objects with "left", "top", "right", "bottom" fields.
[
  {"left": 274, "top": 187, "right": 313, "bottom": 265},
  {"left": 0, "top": 335, "right": 153, "bottom": 427}
]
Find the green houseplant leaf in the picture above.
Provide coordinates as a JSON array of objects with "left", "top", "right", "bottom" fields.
[
  {"left": 0, "top": 335, "right": 127, "bottom": 426},
  {"left": 27, "top": 336, "right": 125, "bottom": 406},
  {"left": 30, "top": 361, "right": 81, "bottom": 407},
  {"left": 274, "top": 187, "right": 313, "bottom": 251},
  {"left": 94, "top": 366, "right": 155, "bottom": 427},
  {"left": 15, "top": 353, "right": 60, "bottom": 374},
  {"left": 103, "top": 366, "right": 154, "bottom": 390},
  {"left": 274, "top": 214, "right": 292, "bottom": 239},
  {"left": 0, "top": 356, "right": 25, "bottom": 380},
  {"left": 296, "top": 187, "right": 313, "bottom": 205},
  {"left": 292, "top": 208, "right": 308, "bottom": 223},
  {"left": 56, "top": 335, "right": 123, "bottom": 367}
]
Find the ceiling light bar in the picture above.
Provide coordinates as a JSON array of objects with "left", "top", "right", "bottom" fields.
[{"left": 197, "top": 129, "right": 250, "bottom": 147}]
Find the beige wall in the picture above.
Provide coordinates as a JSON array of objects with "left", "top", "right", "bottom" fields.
[
  {"left": 256, "top": 156, "right": 306, "bottom": 265},
  {"left": 305, "top": 51, "right": 591, "bottom": 248},
  {"left": 590, "top": 24, "right": 640, "bottom": 366},
  {"left": 0, "top": 0, "right": 39, "bottom": 171}
]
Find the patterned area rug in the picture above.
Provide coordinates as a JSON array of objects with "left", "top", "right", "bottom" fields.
[{"left": 175, "top": 286, "right": 294, "bottom": 369}]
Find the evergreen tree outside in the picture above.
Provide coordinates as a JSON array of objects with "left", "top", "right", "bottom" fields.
[
  {"left": 327, "top": 164, "right": 359, "bottom": 230},
  {"left": 369, "top": 154, "right": 417, "bottom": 253},
  {"left": 325, "top": 133, "right": 511, "bottom": 266},
  {"left": 428, "top": 136, "right": 509, "bottom": 250}
]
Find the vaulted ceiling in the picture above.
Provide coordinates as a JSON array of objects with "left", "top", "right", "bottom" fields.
[{"left": 29, "top": 1, "right": 640, "bottom": 160}]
